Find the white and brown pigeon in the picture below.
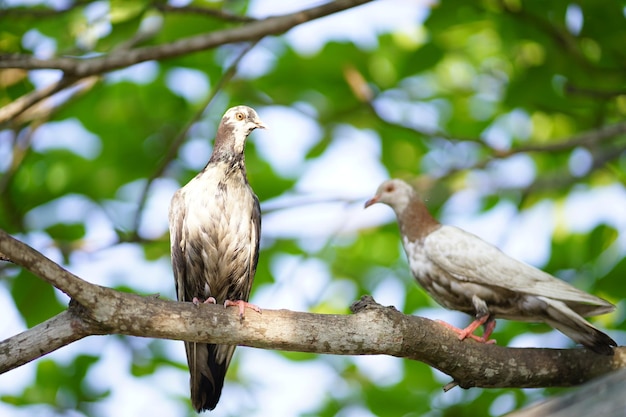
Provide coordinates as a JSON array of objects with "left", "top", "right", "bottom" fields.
[
  {"left": 169, "top": 105, "right": 266, "bottom": 412},
  {"left": 364, "top": 178, "right": 616, "bottom": 355}
]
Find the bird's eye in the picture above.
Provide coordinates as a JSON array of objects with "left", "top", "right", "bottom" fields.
[
  {"left": 385, "top": 185, "right": 395, "bottom": 193},
  {"left": 236, "top": 112, "right": 245, "bottom": 120}
]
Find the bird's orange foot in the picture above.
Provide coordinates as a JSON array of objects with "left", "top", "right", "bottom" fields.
[
  {"left": 224, "top": 299, "right": 261, "bottom": 319},
  {"left": 436, "top": 319, "right": 497, "bottom": 344},
  {"left": 192, "top": 296, "right": 216, "bottom": 306}
]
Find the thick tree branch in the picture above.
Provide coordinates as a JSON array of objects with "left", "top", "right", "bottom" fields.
[
  {"left": 1, "top": 230, "right": 624, "bottom": 390},
  {"left": 0, "top": 230, "right": 108, "bottom": 308},
  {"left": 0, "top": 307, "right": 94, "bottom": 373},
  {"left": 1, "top": 289, "right": 623, "bottom": 389},
  {"left": 0, "top": 0, "right": 373, "bottom": 76}
]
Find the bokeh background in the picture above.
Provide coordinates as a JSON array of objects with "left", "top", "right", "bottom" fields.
[{"left": 2, "top": 0, "right": 626, "bottom": 416}]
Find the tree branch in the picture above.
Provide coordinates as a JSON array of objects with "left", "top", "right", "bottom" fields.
[
  {"left": 523, "top": 141, "right": 626, "bottom": 195},
  {"left": 497, "top": 121, "right": 626, "bottom": 156},
  {"left": 0, "top": 229, "right": 108, "bottom": 308},
  {"left": 0, "top": 0, "right": 372, "bottom": 126},
  {"left": 0, "top": 0, "right": 373, "bottom": 76},
  {"left": 0, "top": 230, "right": 623, "bottom": 390},
  {"left": 0, "top": 0, "right": 92, "bottom": 18},
  {"left": 349, "top": 63, "right": 626, "bottom": 163},
  {"left": 0, "top": 76, "right": 76, "bottom": 125},
  {"left": 1, "top": 289, "right": 622, "bottom": 389},
  {"left": 565, "top": 83, "right": 626, "bottom": 99},
  {"left": 0, "top": 307, "right": 95, "bottom": 373},
  {"left": 0, "top": 129, "right": 35, "bottom": 230},
  {"left": 153, "top": 4, "right": 257, "bottom": 23}
]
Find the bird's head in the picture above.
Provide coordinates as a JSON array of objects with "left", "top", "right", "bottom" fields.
[
  {"left": 219, "top": 105, "right": 267, "bottom": 154},
  {"left": 364, "top": 179, "right": 414, "bottom": 214}
]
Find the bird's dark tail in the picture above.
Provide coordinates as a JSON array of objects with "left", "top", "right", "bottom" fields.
[
  {"left": 543, "top": 298, "right": 616, "bottom": 355},
  {"left": 186, "top": 342, "right": 236, "bottom": 412}
]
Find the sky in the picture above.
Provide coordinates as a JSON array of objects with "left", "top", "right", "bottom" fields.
[{"left": 2, "top": 1, "right": 626, "bottom": 417}]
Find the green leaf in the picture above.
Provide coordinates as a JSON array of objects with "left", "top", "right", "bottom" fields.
[
  {"left": 10, "top": 270, "right": 65, "bottom": 328},
  {"left": 546, "top": 224, "right": 618, "bottom": 272},
  {"left": 598, "top": 256, "right": 626, "bottom": 299},
  {"left": 45, "top": 223, "right": 86, "bottom": 242}
]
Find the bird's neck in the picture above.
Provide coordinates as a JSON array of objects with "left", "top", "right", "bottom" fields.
[
  {"left": 209, "top": 145, "right": 243, "bottom": 162},
  {"left": 396, "top": 197, "right": 440, "bottom": 242},
  {"left": 206, "top": 150, "right": 247, "bottom": 179},
  {"left": 215, "top": 125, "right": 247, "bottom": 154}
]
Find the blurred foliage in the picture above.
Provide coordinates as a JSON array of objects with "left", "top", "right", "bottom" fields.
[
  {"left": 1, "top": 0, "right": 626, "bottom": 416},
  {"left": 1, "top": 355, "right": 108, "bottom": 412}
]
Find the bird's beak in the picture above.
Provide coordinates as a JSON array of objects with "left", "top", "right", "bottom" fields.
[
  {"left": 255, "top": 119, "right": 268, "bottom": 130},
  {"left": 364, "top": 195, "right": 379, "bottom": 209}
]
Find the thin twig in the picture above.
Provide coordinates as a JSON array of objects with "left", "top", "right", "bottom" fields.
[
  {"left": 0, "top": 76, "right": 78, "bottom": 125},
  {"left": 0, "top": 125, "right": 41, "bottom": 232},
  {"left": 0, "top": 0, "right": 374, "bottom": 75},
  {"left": 497, "top": 0, "right": 623, "bottom": 74},
  {"left": 565, "top": 84, "right": 626, "bottom": 99},
  {"left": 523, "top": 141, "right": 626, "bottom": 195},
  {"left": 154, "top": 4, "right": 257, "bottom": 23},
  {"left": 498, "top": 122, "right": 626, "bottom": 156},
  {"left": 443, "top": 380, "right": 459, "bottom": 392},
  {"left": 0, "top": 0, "right": 92, "bottom": 18}
]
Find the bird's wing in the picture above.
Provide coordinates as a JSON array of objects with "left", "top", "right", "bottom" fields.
[
  {"left": 424, "top": 225, "right": 613, "bottom": 308},
  {"left": 168, "top": 189, "right": 187, "bottom": 302},
  {"left": 243, "top": 194, "right": 261, "bottom": 299}
]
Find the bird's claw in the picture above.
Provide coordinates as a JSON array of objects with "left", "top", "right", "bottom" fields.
[
  {"left": 224, "top": 299, "right": 262, "bottom": 319},
  {"left": 435, "top": 319, "right": 497, "bottom": 345},
  {"left": 467, "top": 335, "right": 497, "bottom": 344},
  {"left": 192, "top": 296, "right": 217, "bottom": 306}
]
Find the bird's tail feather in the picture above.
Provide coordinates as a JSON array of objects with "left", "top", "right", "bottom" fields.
[
  {"left": 567, "top": 300, "right": 615, "bottom": 318},
  {"left": 541, "top": 297, "right": 616, "bottom": 355},
  {"left": 186, "top": 342, "right": 236, "bottom": 412}
]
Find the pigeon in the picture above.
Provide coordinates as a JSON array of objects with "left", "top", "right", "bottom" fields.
[
  {"left": 364, "top": 178, "right": 616, "bottom": 355},
  {"left": 169, "top": 105, "right": 266, "bottom": 411}
]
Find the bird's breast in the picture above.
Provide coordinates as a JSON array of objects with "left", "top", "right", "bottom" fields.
[{"left": 178, "top": 170, "right": 258, "bottom": 301}]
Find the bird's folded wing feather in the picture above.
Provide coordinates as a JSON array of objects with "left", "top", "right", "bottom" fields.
[
  {"left": 245, "top": 196, "right": 261, "bottom": 298},
  {"left": 169, "top": 190, "right": 187, "bottom": 302},
  {"left": 424, "top": 225, "right": 613, "bottom": 309}
]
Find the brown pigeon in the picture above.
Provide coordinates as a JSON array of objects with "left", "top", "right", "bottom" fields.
[
  {"left": 169, "top": 105, "right": 266, "bottom": 411},
  {"left": 365, "top": 178, "right": 616, "bottom": 355}
]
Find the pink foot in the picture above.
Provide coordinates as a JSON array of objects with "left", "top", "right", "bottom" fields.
[
  {"left": 436, "top": 318, "right": 497, "bottom": 344},
  {"left": 192, "top": 296, "right": 216, "bottom": 306},
  {"left": 224, "top": 299, "right": 262, "bottom": 318}
]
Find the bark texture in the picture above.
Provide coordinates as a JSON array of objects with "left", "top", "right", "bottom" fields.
[{"left": 1, "top": 230, "right": 624, "bottom": 390}]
